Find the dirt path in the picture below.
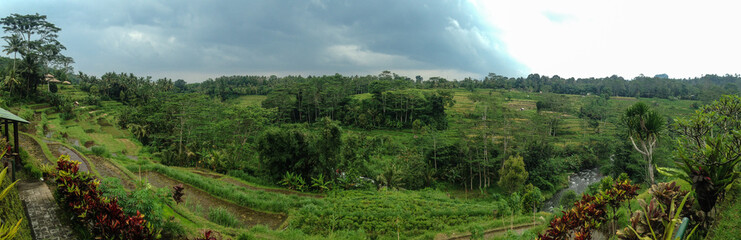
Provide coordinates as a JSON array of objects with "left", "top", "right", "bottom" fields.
[
  {"left": 18, "top": 134, "right": 53, "bottom": 165},
  {"left": 142, "top": 171, "right": 287, "bottom": 229},
  {"left": 48, "top": 143, "right": 90, "bottom": 173},
  {"left": 87, "top": 155, "right": 136, "bottom": 190}
]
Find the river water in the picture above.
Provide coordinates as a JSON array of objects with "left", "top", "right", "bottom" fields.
[{"left": 542, "top": 167, "right": 604, "bottom": 212}]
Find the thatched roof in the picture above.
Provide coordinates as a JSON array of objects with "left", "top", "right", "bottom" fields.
[
  {"left": 62, "top": 81, "right": 71, "bottom": 85},
  {"left": 49, "top": 79, "right": 61, "bottom": 83}
]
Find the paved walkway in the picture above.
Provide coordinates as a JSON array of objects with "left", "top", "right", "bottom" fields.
[{"left": 18, "top": 181, "right": 77, "bottom": 240}]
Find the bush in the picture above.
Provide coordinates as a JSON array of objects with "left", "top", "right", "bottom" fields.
[
  {"left": 559, "top": 190, "right": 578, "bottom": 208},
  {"left": 55, "top": 156, "right": 158, "bottom": 239},
  {"left": 19, "top": 149, "right": 42, "bottom": 179},
  {"left": 49, "top": 83, "right": 58, "bottom": 93},
  {"left": 90, "top": 146, "right": 108, "bottom": 157},
  {"left": 207, "top": 207, "right": 240, "bottom": 228}
]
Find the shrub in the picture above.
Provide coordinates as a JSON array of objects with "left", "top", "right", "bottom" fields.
[
  {"left": 172, "top": 184, "right": 185, "bottom": 205},
  {"left": 539, "top": 180, "right": 639, "bottom": 240},
  {"left": 55, "top": 156, "right": 158, "bottom": 239},
  {"left": 91, "top": 146, "right": 109, "bottom": 157},
  {"left": 559, "top": 190, "right": 578, "bottom": 208}
]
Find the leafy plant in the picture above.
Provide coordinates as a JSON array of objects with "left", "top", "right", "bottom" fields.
[
  {"left": 663, "top": 95, "right": 741, "bottom": 217},
  {"left": 0, "top": 166, "right": 22, "bottom": 240},
  {"left": 279, "top": 171, "right": 306, "bottom": 192},
  {"left": 55, "top": 155, "right": 159, "bottom": 239},
  {"left": 617, "top": 186, "right": 697, "bottom": 240},
  {"left": 539, "top": 179, "right": 639, "bottom": 240},
  {"left": 311, "top": 174, "right": 332, "bottom": 193},
  {"left": 191, "top": 230, "right": 220, "bottom": 240}
]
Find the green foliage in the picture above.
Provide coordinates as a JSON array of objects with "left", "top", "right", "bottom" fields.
[
  {"left": 617, "top": 182, "right": 696, "bottom": 240},
  {"left": 539, "top": 180, "right": 640, "bottom": 240},
  {"left": 559, "top": 190, "right": 578, "bottom": 208},
  {"left": 90, "top": 145, "right": 109, "bottom": 157},
  {"left": 207, "top": 207, "right": 240, "bottom": 228},
  {"left": 0, "top": 166, "right": 22, "bottom": 240},
  {"left": 54, "top": 156, "right": 159, "bottom": 239},
  {"left": 99, "top": 178, "right": 174, "bottom": 233},
  {"left": 133, "top": 163, "right": 323, "bottom": 213},
  {"left": 292, "top": 189, "right": 505, "bottom": 238},
  {"left": 280, "top": 172, "right": 306, "bottom": 192},
  {"left": 49, "top": 82, "right": 57, "bottom": 93},
  {"left": 670, "top": 95, "right": 741, "bottom": 215},
  {"left": 521, "top": 184, "right": 544, "bottom": 214},
  {"left": 622, "top": 101, "right": 664, "bottom": 184},
  {"left": 310, "top": 174, "right": 332, "bottom": 193},
  {"left": 499, "top": 155, "right": 528, "bottom": 193}
]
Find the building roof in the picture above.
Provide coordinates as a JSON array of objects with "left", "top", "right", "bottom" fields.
[{"left": 0, "top": 107, "right": 29, "bottom": 124}]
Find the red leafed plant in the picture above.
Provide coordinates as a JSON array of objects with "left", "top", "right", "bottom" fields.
[
  {"left": 539, "top": 179, "right": 639, "bottom": 240},
  {"left": 191, "top": 230, "right": 221, "bottom": 240},
  {"left": 55, "top": 155, "right": 159, "bottom": 239},
  {"left": 172, "top": 184, "right": 185, "bottom": 205}
]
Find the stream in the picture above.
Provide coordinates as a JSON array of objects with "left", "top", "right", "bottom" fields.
[{"left": 542, "top": 167, "right": 604, "bottom": 212}]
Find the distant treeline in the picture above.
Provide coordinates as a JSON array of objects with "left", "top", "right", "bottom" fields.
[{"left": 184, "top": 72, "right": 741, "bottom": 103}]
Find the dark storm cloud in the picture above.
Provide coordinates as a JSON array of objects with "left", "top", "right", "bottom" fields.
[{"left": 0, "top": 0, "right": 526, "bottom": 81}]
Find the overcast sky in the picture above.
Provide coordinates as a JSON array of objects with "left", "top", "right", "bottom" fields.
[{"left": 1, "top": 0, "right": 740, "bottom": 82}]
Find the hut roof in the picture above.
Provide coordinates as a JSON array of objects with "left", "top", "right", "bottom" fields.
[
  {"left": 0, "top": 107, "right": 29, "bottom": 124},
  {"left": 62, "top": 81, "right": 71, "bottom": 85}
]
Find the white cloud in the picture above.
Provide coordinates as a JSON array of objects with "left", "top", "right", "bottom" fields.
[{"left": 475, "top": 0, "right": 741, "bottom": 78}]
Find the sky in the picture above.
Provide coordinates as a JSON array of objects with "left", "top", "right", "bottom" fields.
[{"left": 1, "top": 0, "right": 740, "bottom": 82}]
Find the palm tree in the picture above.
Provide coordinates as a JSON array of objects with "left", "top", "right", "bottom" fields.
[
  {"left": 2, "top": 34, "right": 23, "bottom": 76},
  {"left": 622, "top": 102, "right": 664, "bottom": 184}
]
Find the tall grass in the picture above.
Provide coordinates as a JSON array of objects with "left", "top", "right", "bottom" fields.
[
  {"left": 130, "top": 163, "right": 324, "bottom": 213},
  {"left": 208, "top": 207, "right": 241, "bottom": 228}
]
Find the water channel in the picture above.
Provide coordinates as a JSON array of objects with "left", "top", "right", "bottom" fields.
[{"left": 542, "top": 167, "right": 604, "bottom": 212}]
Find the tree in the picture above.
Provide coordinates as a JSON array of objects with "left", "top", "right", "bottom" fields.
[
  {"left": 521, "top": 184, "right": 544, "bottom": 214},
  {"left": 1, "top": 13, "right": 71, "bottom": 97},
  {"left": 579, "top": 96, "right": 608, "bottom": 133},
  {"left": 559, "top": 190, "right": 578, "bottom": 208},
  {"left": 1, "top": 33, "right": 21, "bottom": 74},
  {"left": 498, "top": 155, "right": 528, "bottom": 193},
  {"left": 621, "top": 102, "right": 663, "bottom": 184},
  {"left": 668, "top": 95, "right": 741, "bottom": 218},
  {"left": 1, "top": 13, "right": 67, "bottom": 66}
]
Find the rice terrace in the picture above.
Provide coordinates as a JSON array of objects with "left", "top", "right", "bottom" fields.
[{"left": 1, "top": 2, "right": 741, "bottom": 240}]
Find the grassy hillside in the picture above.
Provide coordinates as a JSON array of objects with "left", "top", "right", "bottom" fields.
[{"left": 8, "top": 85, "right": 709, "bottom": 239}]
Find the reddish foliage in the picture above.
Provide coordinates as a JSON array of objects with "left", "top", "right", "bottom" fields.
[
  {"left": 55, "top": 156, "right": 159, "bottom": 239},
  {"left": 172, "top": 184, "right": 185, "bottom": 205},
  {"left": 191, "top": 230, "right": 220, "bottom": 240},
  {"left": 539, "top": 180, "right": 639, "bottom": 240}
]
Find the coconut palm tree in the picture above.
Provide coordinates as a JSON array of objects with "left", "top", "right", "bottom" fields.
[{"left": 2, "top": 34, "right": 23, "bottom": 76}]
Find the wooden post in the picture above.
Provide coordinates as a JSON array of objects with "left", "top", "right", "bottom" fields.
[
  {"left": 3, "top": 121, "right": 8, "bottom": 142},
  {"left": 12, "top": 122, "right": 18, "bottom": 181}
]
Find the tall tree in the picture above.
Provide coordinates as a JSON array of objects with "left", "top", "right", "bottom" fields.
[
  {"left": 1, "top": 13, "right": 71, "bottom": 96},
  {"left": 621, "top": 102, "right": 664, "bottom": 184},
  {"left": 1, "top": 33, "right": 21, "bottom": 74},
  {"left": 498, "top": 155, "right": 528, "bottom": 193}
]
